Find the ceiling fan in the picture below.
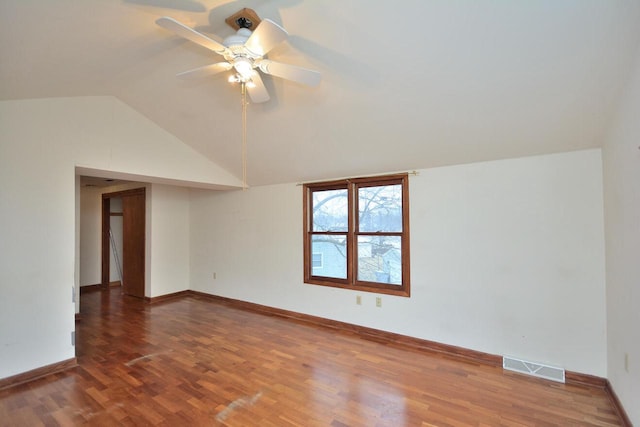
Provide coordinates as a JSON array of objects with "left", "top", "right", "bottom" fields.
[{"left": 156, "top": 9, "right": 321, "bottom": 103}]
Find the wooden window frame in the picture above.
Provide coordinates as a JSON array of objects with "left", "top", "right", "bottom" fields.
[{"left": 303, "top": 173, "right": 410, "bottom": 297}]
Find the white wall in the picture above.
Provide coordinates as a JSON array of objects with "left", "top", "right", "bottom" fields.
[
  {"left": 603, "top": 46, "right": 640, "bottom": 424},
  {"left": 79, "top": 186, "right": 103, "bottom": 287},
  {"left": 0, "top": 112, "right": 77, "bottom": 378},
  {"left": 190, "top": 149, "right": 607, "bottom": 376},
  {"left": 0, "top": 96, "right": 239, "bottom": 379},
  {"left": 148, "top": 184, "right": 190, "bottom": 298}
]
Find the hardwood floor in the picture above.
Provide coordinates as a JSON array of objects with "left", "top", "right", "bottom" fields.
[{"left": 0, "top": 289, "right": 624, "bottom": 426}]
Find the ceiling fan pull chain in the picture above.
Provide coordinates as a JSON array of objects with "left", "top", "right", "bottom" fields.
[{"left": 241, "top": 81, "right": 248, "bottom": 190}]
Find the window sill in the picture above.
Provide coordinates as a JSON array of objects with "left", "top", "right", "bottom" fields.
[{"left": 305, "top": 278, "right": 410, "bottom": 297}]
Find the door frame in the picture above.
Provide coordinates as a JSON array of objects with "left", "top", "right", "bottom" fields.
[{"left": 101, "top": 187, "right": 146, "bottom": 296}]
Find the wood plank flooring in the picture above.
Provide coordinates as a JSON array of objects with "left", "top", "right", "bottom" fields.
[{"left": 0, "top": 289, "right": 624, "bottom": 426}]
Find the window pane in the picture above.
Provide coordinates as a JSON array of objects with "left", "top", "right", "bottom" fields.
[
  {"left": 312, "top": 189, "right": 348, "bottom": 232},
  {"left": 358, "top": 184, "right": 402, "bottom": 232},
  {"left": 311, "top": 234, "right": 347, "bottom": 279},
  {"left": 357, "top": 235, "right": 402, "bottom": 285},
  {"left": 312, "top": 253, "right": 323, "bottom": 268}
]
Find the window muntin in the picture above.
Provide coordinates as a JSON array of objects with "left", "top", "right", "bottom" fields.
[{"left": 304, "top": 174, "right": 410, "bottom": 296}]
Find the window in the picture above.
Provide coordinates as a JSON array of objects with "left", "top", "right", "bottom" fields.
[{"left": 303, "top": 174, "right": 410, "bottom": 296}]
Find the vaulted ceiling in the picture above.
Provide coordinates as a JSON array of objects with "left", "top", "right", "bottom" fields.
[{"left": 2, "top": 1, "right": 640, "bottom": 186}]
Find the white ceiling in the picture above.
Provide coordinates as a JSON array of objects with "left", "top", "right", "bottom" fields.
[{"left": 2, "top": 1, "right": 640, "bottom": 186}]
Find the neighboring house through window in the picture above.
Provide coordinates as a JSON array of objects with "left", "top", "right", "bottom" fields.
[
  {"left": 303, "top": 173, "right": 410, "bottom": 296},
  {"left": 312, "top": 253, "right": 323, "bottom": 269}
]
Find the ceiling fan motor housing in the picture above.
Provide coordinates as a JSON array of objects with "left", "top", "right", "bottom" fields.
[{"left": 223, "top": 28, "right": 252, "bottom": 48}]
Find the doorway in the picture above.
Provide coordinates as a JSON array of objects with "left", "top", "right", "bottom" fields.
[{"left": 102, "top": 188, "right": 146, "bottom": 298}]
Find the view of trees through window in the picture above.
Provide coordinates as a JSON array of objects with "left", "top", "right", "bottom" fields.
[
  {"left": 356, "top": 184, "right": 403, "bottom": 285},
  {"left": 311, "top": 188, "right": 348, "bottom": 279},
  {"left": 304, "top": 174, "right": 410, "bottom": 296}
]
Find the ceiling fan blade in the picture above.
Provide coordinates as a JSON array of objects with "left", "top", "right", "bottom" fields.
[
  {"left": 244, "top": 19, "right": 288, "bottom": 56},
  {"left": 176, "top": 62, "right": 232, "bottom": 79},
  {"left": 156, "top": 16, "right": 226, "bottom": 54},
  {"left": 246, "top": 71, "right": 270, "bottom": 103},
  {"left": 258, "top": 60, "right": 321, "bottom": 87}
]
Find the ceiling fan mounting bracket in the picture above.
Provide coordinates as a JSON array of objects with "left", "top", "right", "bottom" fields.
[{"left": 225, "top": 8, "right": 262, "bottom": 31}]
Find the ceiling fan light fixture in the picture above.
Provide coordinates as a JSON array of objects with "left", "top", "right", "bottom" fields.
[{"left": 233, "top": 57, "right": 253, "bottom": 80}]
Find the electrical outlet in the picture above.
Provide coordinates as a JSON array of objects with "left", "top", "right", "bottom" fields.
[
  {"left": 356, "top": 295, "right": 362, "bottom": 305},
  {"left": 213, "top": 272, "right": 217, "bottom": 280},
  {"left": 376, "top": 297, "right": 382, "bottom": 308}
]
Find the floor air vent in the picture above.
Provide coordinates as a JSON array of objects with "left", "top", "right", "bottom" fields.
[{"left": 503, "top": 356, "right": 565, "bottom": 383}]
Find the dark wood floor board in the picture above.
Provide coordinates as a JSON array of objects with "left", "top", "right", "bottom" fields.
[{"left": 0, "top": 289, "right": 625, "bottom": 426}]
